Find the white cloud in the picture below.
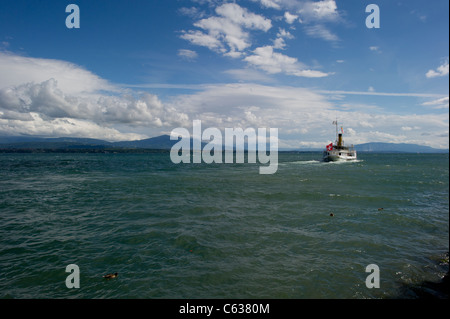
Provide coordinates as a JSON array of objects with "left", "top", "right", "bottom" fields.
[
  {"left": 167, "top": 83, "right": 333, "bottom": 130},
  {"left": 401, "top": 126, "right": 420, "bottom": 131},
  {"left": 0, "top": 78, "right": 188, "bottom": 127},
  {"left": 311, "top": 0, "right": 338, "bottom": 18},
  {"left": 244, "top": 45, "right": 329, "bottom": 77},
  {"left": 304, "top": 24, "right": 339, "bottom": 42},
  {"left": 284, "top": 11, "right": 298, "bottom": 24},
  {"left": 369, "top": 46, "right": 382, "bottom": 54},
  {"left": 318, "top": 89, "right": 445, "bottom": 98},
  {"left": 166, "top": 83, "right": 449, "bottom": 149},
  {"left": 299, "top": 0, "right": 340, "bottom": 22},
  {"left": 284, "top": 1, "right": 343, "bottom": 43},
  {"left": 180, "top": 30, "right": 224, "bottom": 52},
  {"left": 426, "top": 61, "right": 449, "bottom": 78},
  {"left": 273, "top": 37, "right": 286, "bottom": 50},
  {"left": 277, "top": 28, "right": 294, "bottom": 39},
  {"left": 422, "top": 96, "right": 449, "bottom": 109},
  {"left": 182, "top": 3, "right": 272, "bottom": 56},
  {"left": 178, "top": 49, "right": 198, "bottom": 60},
  {"left": 215, "top": 3, "right": 272, "bottom": 31},
  {"left": 178, "top": 6, "right": 205, "bottom": 19},
  {"left": 251, "top": 0, "right": 282, "bottom": 10},
  {"left": 273, "top": 28, "right": 294, "bottom": 49},
  {"left": 0, "top": 52, "right": 115, "bottom": 95},
  {"left": 0, "top": 113, "right": 147, "bottom": 141},
  {"left": 180, "top": 2, "right": 335, "bottom": 78},
  {"left": 0, "top": 53, "right": 190, "bottom": 141},
  {"left": 253, "top": 0, "right": 342, "bottom": 22}
]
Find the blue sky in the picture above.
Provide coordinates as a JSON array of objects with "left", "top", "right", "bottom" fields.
[{"left": 0, "top": 0, "right": 448, "bottom": 149}]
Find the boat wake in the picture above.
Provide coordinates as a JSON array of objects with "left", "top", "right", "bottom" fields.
[
  {"left": 288, "top": 160, "right": 322, "bottom": 165},
  {"left": 281, "top": 159, "right": 364, "bottom": 167},
  {"left": 325, "top": 159, "right": 364, "bottom": 164}
]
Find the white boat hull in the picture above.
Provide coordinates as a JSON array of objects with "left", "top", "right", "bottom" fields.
[{"left": 323, "top": 150, "right": 357, "bottom": 162}]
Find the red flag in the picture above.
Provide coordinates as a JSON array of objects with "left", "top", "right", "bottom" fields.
[{"left": 326, "top": 143, "right": 333, "bottom": 151}]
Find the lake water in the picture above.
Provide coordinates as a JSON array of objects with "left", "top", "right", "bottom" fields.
[{"left": 0, "top": 152, "right": 448, "bottom": 299}]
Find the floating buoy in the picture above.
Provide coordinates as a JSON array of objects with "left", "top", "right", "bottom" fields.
[
  {"left": 378, "top": 208, "right": 384, "bottom": 211},
  {"left": 330, "top": 213, "right": 334, "bottom": 217},
  {"left": 103, "top": 272, "right": 118, "bottom": 279}
]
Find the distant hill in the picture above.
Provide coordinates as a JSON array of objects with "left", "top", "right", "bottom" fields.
[
  {"left": 0, "top": 135, "right": 188, "bottom": 151},
  {"left": 0, "top": 135, "right": 172, "bottom": 150},
  {"left": 0, "top": 136, "right": 112, "bottom": 150},
  {"left": 0, "top": 136, "right": 448, "bottom": 153},
  {"left": 355, "top": 142, "right": 448, "bottom": 153},
  {"left": 113, "top": 135, "right": 177, "bottom": 149}
]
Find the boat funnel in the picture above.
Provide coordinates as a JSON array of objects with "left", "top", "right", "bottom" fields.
[{"left": 338, "top": 133, "right": 343, "bottom": 147}]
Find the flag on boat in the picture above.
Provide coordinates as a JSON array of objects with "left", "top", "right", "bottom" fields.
[
  {"left": 341, "top": 126, "right": 344, "bottom": 134},
  {"left": 326, "top": 143, "right": 333, "bottom": 151}
]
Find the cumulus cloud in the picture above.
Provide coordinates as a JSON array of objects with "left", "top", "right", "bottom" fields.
[
  {"left": 181, "top": 2, "right": 329, "bottom": 78},
  {"left": 299, "top": 0, "right": 340, "bottom": 22},
  {"left": 180, "top": 30, "right": 224, "bottom": 52},
  {"left": 287, "top": 1, "right": 342, "bottom": 43},
  {"left": 0, "top": 113, "right": 147, "bottom": 141},
  {"left": 181, "top": 3, "right": 272, "bottom": 57},
  {"left": 0, "top": 78, "right": 188, "bottom": 126},
  {"left": 284, "top": 12, "right": 299, "bottom": 24},
  {"left": 426, "top": 60, "right": 449, "bottom": 78},
  {"left": 244, "top": 45, "right": 329, "bottom": 77},
  {"left": 0, "top": 53, "right": 189, "bottom": 141},
  {"left": 273, "top": 28, "right": 294, "bottom": 49}
]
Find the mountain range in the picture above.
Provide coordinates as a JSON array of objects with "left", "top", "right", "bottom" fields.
[{"left": 0, "top": 135, "right": 448, "bottom": 153}]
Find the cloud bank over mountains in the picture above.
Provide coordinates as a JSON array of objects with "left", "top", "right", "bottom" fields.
[
  {"left": 0, "top": 49, "right": 448, "bottom": 148},
  {"left": 0, "top": 53, "right": 189, "bottom": 141}
]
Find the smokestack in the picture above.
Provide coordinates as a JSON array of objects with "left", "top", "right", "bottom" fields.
[{"left": 338, "top": 133, "right": 343, "bottom": 147}]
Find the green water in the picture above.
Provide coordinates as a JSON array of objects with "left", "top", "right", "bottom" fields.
[{"left": 0, "top": 152, "right": 448, "bottom": 298}]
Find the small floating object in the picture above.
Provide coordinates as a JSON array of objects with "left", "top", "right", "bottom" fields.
[
  {"left": 330, "top": 213, "right": 334, "bottom": 217},
  {"left": 103, "top": 272, "right": 118, "bottom": 279},
  {"left": 378, "top": 208, "right": 384, "bottom": 211}
]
